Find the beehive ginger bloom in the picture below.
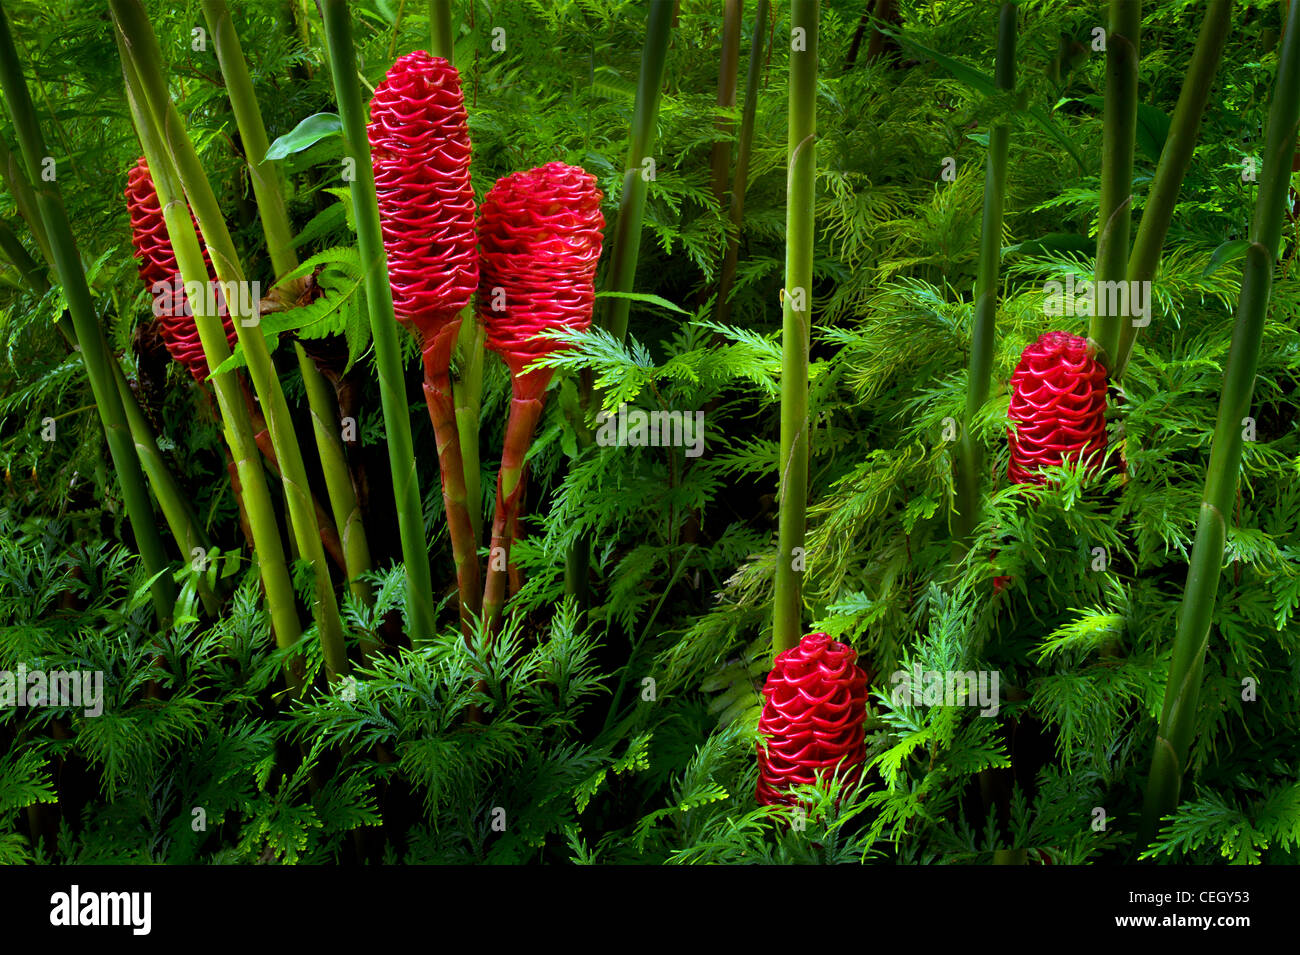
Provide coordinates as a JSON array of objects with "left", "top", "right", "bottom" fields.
[
  {"left": 368, "top": 50, "right": 477, "bottom": 357},
  {"left": 476, "top": 161, "right": 605, "bottom": 629},
  {"left": 1006, "top": 331, "right": 1108, "bottom": 485},
  {"left": 477, "top": 161, "right": 605, "bottom": 400},
  {"left": 124, "top": 157, "right": 235, "bottom": 382},
  {"left": 757, "top": 632, "right": 869, "bottom": 807}
]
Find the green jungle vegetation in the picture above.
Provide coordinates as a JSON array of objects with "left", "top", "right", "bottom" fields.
[{"left": 0, "top": 0, "right": 1298, "bottom": 865}]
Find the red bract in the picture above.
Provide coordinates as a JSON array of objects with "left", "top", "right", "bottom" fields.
[
  {"left": 756, "top": 632, "right": 869, "bottom": 807},
  {"left": 477, "top": 161, "right": 604, "bottom": 400},
  {"left": 124, "top": 157, "right": 234, "bottom": 382},
  {"left": 368, "top": 51, "right": 477, "bottom": 347},
  {"left": 1006, "top": 331, "right": 1108, "bottom": 485}
]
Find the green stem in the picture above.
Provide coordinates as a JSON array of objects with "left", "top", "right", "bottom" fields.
[
  {"left": 422, "top": 328, "right": 482, "bottom": 642},
  {"left": 0, "top": 217, "right": 46, "bottom": 290},
  {"left": 428, "top": 0, "right": 481, "bottom": 557},
  {"left": 113, "top": 359, "right": 216, "bottom": 603},
  {"left": 1138, "top": 0, "right": 1300, "bottom": 851},
  {"left": 238, "top": 380, "right": 347, "bottom": 573},
  {"left": 567, "top": 0, "right": 675, "bottom": 606},
  {"left": 428, "top": 2, "right": 482, "bottom": 549},
  {"left": 319, "top": 0, "right": 439, "bottom": 644},
  {"left": 772, "top": 0, "right": 818, "bottom": 660},
  {"left": 1113, "top": 0, "right": 1233, "bottom": 379},
  {"left": 113, "top": 4, "right": 311, "bottom": 692},
  {"left": 453, "top": 306, "right": 485, "bottom": 546},
  {"left": 708, "top": 0, "right": 743, "bottom": 212},
  {"left": 297, "top": 343, "right": 372, "bottom": 602},
  {"left": 716, "top": 0, "right": 769, "bottom": 327},
  {"left": 202, "top": 0, "right": 373, "bottom": 607},
  {"left": 482, "top": 387, "right": 545, "bottom": 634},
  {"left": 0, "top": 133, "right": 52, "bottom": 266},
  {"left": 113, "top": 0, "right": 351, "bottom": 686},
  {"left": 954, "top": 3, "right": 1016, "bottom": 546},
  {"left": 0, "top": 5, "right": 176, "bottom": 624},
  {"left": 113, "top": 0, "right": 348, "bottom": 681},
  {"left": 430, "top": 0, "right": 454, "bottom": 63},
  {"left": 1089, "top": 0, "right": 1140, "bottom": 369},
  {"left": 599, "top": 0, "right": 674, "bottom": 345},
  {"left": 428, "top": 0, "right": 480, "bottom": 561}
]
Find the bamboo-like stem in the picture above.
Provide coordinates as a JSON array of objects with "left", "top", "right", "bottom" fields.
[
  {"left": 708, "top": 0, "right": 743, "bottom": 212},
  {"left": 202, "top": 0, "right": 373, "bottom": 607},
  {"left": 428, "top": 0, "right": 485, "bottom": 550},
  {"left": 296, "top": 343, "right": 372, "bottom": 597},
  {"left": 505, "top": 464, "right": 526, "bottom": 597},
  {"left": 953, "top": 3, "right": 1016, "bottom": 545},
  {"left": 237, "top": 379, "right": 347, "bottom": 573},
  {"left": 113, "top": 360, "right": 216, "bottom": 601},
  {"left": 319, "top": 0, "right": 439, "bottom": 644},
  {"left": 1113, "top": 0, "right": 1233, "bottom": 379},
  {"left": 0, "top": 6, "right": 176, "bottom": 624},
  {"left": 598, "top": 0, "right": 674, "bottom": 345},
  {"left": 865, "top": 0, "right": 898, "bottom": 62},
  {"left": 566, "top": 0, "right": 675, "bottom": 605},
  {"left": 1089, "top": 0, "right": 1140, "bottom": 368},
  {"left": 0, "top": 134, "right": 52, "bottom": 266},
  {"left": 716, "top": 0, "right": 769, "bottom": 326},
  {"left": 453, "top": 309, "right": 485, "bottom": 546},
  {"left": 115, "top": 0, "right": 349, "bottom": 681},
  {"left": 422, "top": 328, "right": 482, "bottom": 642},
  {"left": 112, "top": 0, "right": 353, "bottom": 681},
  {"left": 430, "top": 0, "right": 454, "bottom": 65},
  {"left": 481, "top": 386, "right": 545, "bottom": 633},
  {"left": 1139, "top": 0, "right": 1300, "bottom": 850},
  {"left": 0, "top": 217, "right": 47, "bottom": 290},
  {"left": 772, "top": 0, "right": 818, "bottom": 660},
  {"left": 114, "top": 26, "right": 304, "bottom": 692}
]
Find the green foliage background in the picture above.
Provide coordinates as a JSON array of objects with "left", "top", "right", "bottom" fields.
[{"left": 0, "top": 0, "right": 1298, "bottom": 864}]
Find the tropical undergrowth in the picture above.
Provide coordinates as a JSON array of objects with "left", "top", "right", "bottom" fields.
[{"left": 1, "top": 0, "right": 1299, "bottom": 863}]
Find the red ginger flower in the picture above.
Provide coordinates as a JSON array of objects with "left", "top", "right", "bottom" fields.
[
  {"left": 477, "top": 161, "right": 604, "bottom": 401},
  {"left": 756, "top": 632, "right": 869, "bottom": 807},
  {"left": 368, "top": 51, "right": 477, "bottom": 353},
  {"left": 124, "top": 157, "right": 235, "bottom": 382},
  {"left": 1006, "top": 331, "right": 1108, "bottom": 485}
]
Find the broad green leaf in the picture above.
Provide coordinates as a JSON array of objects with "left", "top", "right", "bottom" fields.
[
  {"left": 1004, "top": 232, "right": 1095, "bottom": 258},
  {"left": 265, "top": 113, "right": 342, "bottom": 161},
  {"left": 1203, "top": 239, "right": 1251, "bottom": 276},
  {"left": 1076, "top": 95, "right": 1171, "bottom": 162}
]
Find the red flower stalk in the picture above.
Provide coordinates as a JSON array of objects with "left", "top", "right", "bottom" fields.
[
  {"left": 757, "top": 632, "right": 869, "bottom": 807},
  {"left": 1006, "top": 331, "right": 1108, "bottom": 485},
  {"left": 476, "top": 162, "right": 604, "bottom": 629},
  {"left": 369, "top": 50, "right": 477, "bottom": 366},
  {"left": 124, "top": 157, "right": 235, "bottom": 381}
]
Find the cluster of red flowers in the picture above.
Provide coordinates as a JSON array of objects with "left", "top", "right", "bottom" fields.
[
  {"left": 123, "top": 157, "right": 235, "bottom": 382},
  {"left": 1006, "top": 331, "right": 1108, "bottom": 485},
  {"left": 756, "top": 632, "right": 869, "bottom": 807},
  {"left": 477, "top": 162, "right": 605, "bottom": 396},
  {"left": 368, "top": 50, "right": 478, "bottom": 349}
]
